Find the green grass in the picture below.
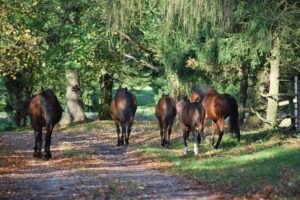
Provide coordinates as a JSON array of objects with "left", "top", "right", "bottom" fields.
[
  {"left": 132, "top": 86, "right": 156, "bottom": 107},
  {"left": 59, "top": 120, "right": 158, "bottom": 133},
  {"left": 137, "top": 129, "right": 300, "bottom": 196}
]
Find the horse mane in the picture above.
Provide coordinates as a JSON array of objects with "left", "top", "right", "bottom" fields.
[
  {"left": 205, "top": 87, "right": 218, "bottom": 96},
  {"left": 116, "top": 87, "right": 128, "bottom": 95}
]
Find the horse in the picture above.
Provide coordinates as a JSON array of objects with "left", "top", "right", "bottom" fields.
[
  {"left": 191, "top": 87, "right": 240, "bottom": 149},
  {"left": 110, "top": 87, "right": 137, "bottom": 146},
  {"left": 28, "top": 89, "right": 63, "bottom": 159},
  {"left": 155, "top": 94, "right": 177, "bottom": 146},
  {"left": 176, "top": 96, "right": 189, "bottom": 122},
  {"left": 178, "top": 97, "right": 205, "bottom": 155}
]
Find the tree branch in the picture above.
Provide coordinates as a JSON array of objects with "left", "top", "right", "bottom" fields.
[
  {"left": 120, "top": 52, "right": 159, "bottom": 72},
  {"left": 118, "top": 31, "right": 156, "bottom": 55}
]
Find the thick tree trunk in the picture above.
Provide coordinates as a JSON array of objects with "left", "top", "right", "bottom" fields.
[
  {"left": 239, "top": 63, "right": 249, "bottom": 124},
  {"left": 98, "top": 73, "right": 113, "bottom": 120},
  {"left": 265, "top": 36, "right": 280, "bottom": 129},
  {"left": 63, "top": 69, "right": 86, "bottom": 124}
]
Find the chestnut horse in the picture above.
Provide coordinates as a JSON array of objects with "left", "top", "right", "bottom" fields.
[
  {"left": 28, "top": 89, "right": 63, "bottom": 159},
  {"left": 177, "top": 97, "right": 205, "bottom": 155},
  {"left": 155, "top": 94, "right": 177, "bottom": 146},
  {"left": 111, "top": 87, "right": 137, "bottom": 146},
  {"left": 191, "top": 88, "right": 240, "bottom": 149}
]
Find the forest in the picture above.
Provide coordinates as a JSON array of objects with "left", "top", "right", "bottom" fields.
[{"left": 0, "top": 0, "right": 300, "bottom": 199}]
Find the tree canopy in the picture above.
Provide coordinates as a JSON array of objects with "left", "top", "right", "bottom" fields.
[{"left": 0, "top": 0, "right": 299, "bottom": 127}]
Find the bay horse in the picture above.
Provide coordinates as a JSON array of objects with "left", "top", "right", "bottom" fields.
[
  {"left": 155, "top": 94, "right": 177, "bottom": 146},
  {"left": 111, "top": 87, "right": 137, "bottom": 146},
  {"left": 191, "top": 87, "right": 240, "bottom": 149},
  {"left": 178, "top": 97, "right": 205, "bottom": 155},
  {"left": 28, "top": 89, "right": 63, "bottom": 159},
  {"left": 176, "top": 96, "right": 189, "bottom": 122}
]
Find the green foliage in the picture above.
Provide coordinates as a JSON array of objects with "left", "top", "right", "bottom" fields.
[
  {"left": 0, "top": 0, "right": 299, "bottom": 125},
  {"left": 3, "top": 71, "right": 34, "bottom": 127}
]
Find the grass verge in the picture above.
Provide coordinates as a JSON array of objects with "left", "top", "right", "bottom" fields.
[{"left": 135, "top": 128, "right": 300, "bottom": 197}]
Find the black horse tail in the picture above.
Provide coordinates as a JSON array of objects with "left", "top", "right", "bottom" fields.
[
  {"left": 164, "top": 97, "right": 175, "bottom": 126},
  {"left": 227, "top": 96, "right": 240, "bottom": 142}
]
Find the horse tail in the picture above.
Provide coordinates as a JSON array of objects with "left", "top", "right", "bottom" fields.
[
  {"left": 227, "top": 96, "right": 240, "bottom": 142},
  {"left": 163, "top": 97, "right": 176, "bottom": 128}
]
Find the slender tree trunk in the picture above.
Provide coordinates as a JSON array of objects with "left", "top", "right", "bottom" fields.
[
  {"left": 98, "top": 73, "right": 113, "bottom": 120},
  {"left": 239, "top": 63, "right": 249, "bottom": 124},
  {"left": 265, "top": 36, "right": 280, "bottom": 129},
  {"left": 63, "top": 69, "right": 86, "bottom": 124},
  {"left": 287, "top": 77, "right": 296, "bottom": 130}
]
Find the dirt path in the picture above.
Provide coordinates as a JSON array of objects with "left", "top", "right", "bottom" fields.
[{"left": 0, "top": 129, "right": 228, "bottom": 199}]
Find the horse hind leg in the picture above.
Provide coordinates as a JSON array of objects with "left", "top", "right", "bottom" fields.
[
  {"left": 120, "top": 124, "right": 126, "bottom": 146},
  {"left": 236, "top": 128, "right": 241, "bottom": 143},
  {"left": 215, "top": 119, "right": 224, "bottom": 149},
  {"left": 44, "top": 124, "right": 53, "bottom": 160},
  {"left": 182, "top": 128, "right": 190, "bottom": 155},
  {"left": 191, "top": 128, "right": 200, "bottom": 155},
  {"left": 167, "top": 119, "right": 174, "bottom": 146},
  {"left": 211, "top": 121, "right": 218, "bottom": 146},
  {"left": 125, "top": 121, "right": 133, "bottom": 145},
  {"left": 167, "top": 125, "right": 172, "bottom": 146},
  {"left": 115, "top": 122, "right": 122, "bottom": 146},
  {"left": 194, "top": 123, "right": 204, "bottom": 155},
  {"left": 33, "top": 126, "right": 43, "bottom": 158},
  {"left": 158, "top": 120, "right": 164, "bottom": 147},
  {"left": 163, "top": 123, "right": 168, "bottom": 147}
]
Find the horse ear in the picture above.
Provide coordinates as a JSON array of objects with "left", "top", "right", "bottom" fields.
[
  {"left": 125, "top": 87, "right": 128, "bottom": 90},
  {"left": 41, "top": 86, "right": 45, "bottom": 92}
]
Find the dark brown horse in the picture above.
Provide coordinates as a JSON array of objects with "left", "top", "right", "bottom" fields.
[
  {"left": 178, "top": 97, "right": 205, "bottom": 155},
  {"left": 176, "top": 96, "right": 189, "bottom": 122},
  {"left": 155, "top": 94, "right": 177, "bottom": 146},
  {"left": 28, "top": 89, "right": 63, "bottom": 159},
  {"left": 191, "top": 87, "right": 240, "bottom": 149},
  {"left": 111, "top": 87, "right": 137, "bottom": 146}
]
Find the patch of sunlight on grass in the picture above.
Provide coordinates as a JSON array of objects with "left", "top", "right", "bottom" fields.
[
  {"left": 60, "top": 120, "right": 158, "bottom": 133},
  {"left": 136, "top": 128, "right": 300, "bottom": 194}
]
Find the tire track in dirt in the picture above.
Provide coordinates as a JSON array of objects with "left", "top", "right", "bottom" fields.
[{"left": 0, "top": 129, "right": 229, "bottom": 199}]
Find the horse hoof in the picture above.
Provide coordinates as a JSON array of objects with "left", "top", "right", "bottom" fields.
[
  {"left": 43, "top": 152, "right": 52, "bottom": 160},
  {"left": 33, "top": 152, "right": 43, "bottom": 159}
]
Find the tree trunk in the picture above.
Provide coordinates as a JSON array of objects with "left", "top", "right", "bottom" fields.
[
  {"left": 288, "top": 77, "right": 296, "bottom": 130},
  {"left": 63, "top": 69, "right": 86, "bottom": 124},
  {"left": 239, "top": 63, "right": 249, "bottom": 124},
  {"left": 98, "top": 73, "right": 113, "bottom": 120},
  {"left": 265, "top": 36, "right": 280, "bottom": 129}
]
